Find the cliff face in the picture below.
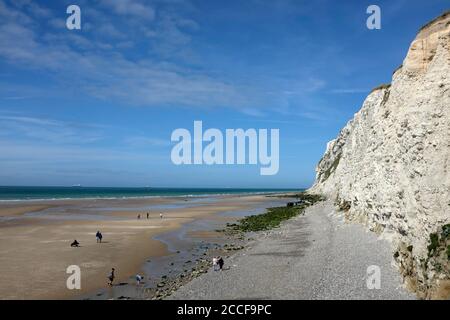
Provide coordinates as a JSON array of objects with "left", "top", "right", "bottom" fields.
[{"left": 310, "top": 12, "right": 450, "bottom": 299}]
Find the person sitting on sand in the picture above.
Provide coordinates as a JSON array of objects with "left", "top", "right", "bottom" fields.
[
  {"left": 218, "top": 257, "right": 224, "bottom": 271},
  {"left": 136, "top": 274, "right": 144, "bottom": 285},
  {"left": 213, "top": 257, "right": 219, "bottom": 271},
  {"left": 108, "top": 268, "right": 115, "bottom": 286},
  {"left": 70, "top": 240, "right": 80, "bottom": 247},
  {"left": 96, "top": 231, "right": 103, "bottom": 243}
]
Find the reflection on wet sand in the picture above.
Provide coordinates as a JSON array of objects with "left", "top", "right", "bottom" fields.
[{"left": 0, "top": 194, "right": 292, "bottom": 299}]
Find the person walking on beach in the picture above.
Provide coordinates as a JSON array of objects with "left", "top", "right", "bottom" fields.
[
  {"left": 96, "top": 231, "right": 103, "bottom": 243},
  {"left": 108, "top": 268, "right": 115, "bottom": 286},
  {"left": 218, "top": 257, "right": 224, "bottom": 271},
  {"left": 146, "top": 212, "right": 149, "bottom": 219},
  {"left": 212, "top": 257, "right": 219, "bottom": 271},
  {"left": 137, "top": 214, "right": 141, "bottom": 220},
  {"left": 136, "top": 274, "right": 144, "bottom": 285},
  {"left": 160, "top": 213, "right": 163, "bottom": 219}
]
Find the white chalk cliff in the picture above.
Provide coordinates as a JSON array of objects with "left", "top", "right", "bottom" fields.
[{"left": 310, "top": 11, "right": 450, "bottom": 299}]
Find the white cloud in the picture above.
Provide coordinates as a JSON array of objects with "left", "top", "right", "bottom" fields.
[{"left": 100, "top": 0, "right": 155, "bottom": 21}]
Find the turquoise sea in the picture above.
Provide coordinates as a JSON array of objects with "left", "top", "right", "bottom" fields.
[{"left": 0, "top": 186, "right": 301, "bottom": 201}]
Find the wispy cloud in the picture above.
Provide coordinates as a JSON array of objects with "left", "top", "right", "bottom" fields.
[
  {"left": 0, "top": 114, "right": 105, "bottom": 144},
  {"left": 330, "top": 88, "right": 368, "bottom": 94},
  {"left": 282, "top": 78, "right": 327, "bottom": 95},
  {"left": 0, "top": 0, "right": 332, "bottom": 116},
  {"left": 0, "top": 0, "right": 259, "bottom": 111},
  {"left": 0, "top": 139, "right": 164, "bottom": 163},
  {"left": 123, "top": 136, "right": 170, "bottom": 148},
  {"left": 100, "top": 0, "right": 156, "bottom": 21},
  {"left": 0, "top": 112, "right": 168, "bottom": 183},
  {"left": 2, "top": 96, "right": 30, "bottom": 100}
]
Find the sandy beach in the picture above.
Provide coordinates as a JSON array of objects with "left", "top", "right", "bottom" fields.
[{"left": 0, "top": 194, "right": 288, "bottom": 299}]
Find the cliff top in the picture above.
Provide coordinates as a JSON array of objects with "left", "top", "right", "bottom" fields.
[{"left": 417, "top": 10, "right": 450, "bottom": 39}]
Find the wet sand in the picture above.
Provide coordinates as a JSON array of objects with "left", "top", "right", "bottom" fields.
[{"left": 0, "top": 194, "right": 287, "bottom": 299}]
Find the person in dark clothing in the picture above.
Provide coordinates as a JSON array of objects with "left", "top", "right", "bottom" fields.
[
  {"left": 70, "top": 240, "right": 80, "bottom": 247},
  {"left": 218, "top": 257, "right": 224, "bottom": 271},
  {"left": 96, "top": 231, "right": 103, "bottom": 243},
  {"left": 146, "top": 212, "right": 149, "bottom": 219},
  {"left": 108, "top": 268, "right": 115, "bottom": 286}
]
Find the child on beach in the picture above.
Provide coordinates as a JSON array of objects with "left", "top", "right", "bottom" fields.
[
  {"left": 96, "top": 231, "right": 103, "bottom": 243},
  {"left": 213, "top": 257, "right": 219, "bottom": 271},
  {"left": 108, "top": 268, "right": 115, "bottom": 286}
]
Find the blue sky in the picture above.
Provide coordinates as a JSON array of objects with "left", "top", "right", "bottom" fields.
[{"left": 0, "top": 0, "right": 448, "bottom": 188}]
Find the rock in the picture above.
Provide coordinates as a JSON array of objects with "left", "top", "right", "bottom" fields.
[{"left": 310, "top": 11, "right": 450, "bottom": 299}]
